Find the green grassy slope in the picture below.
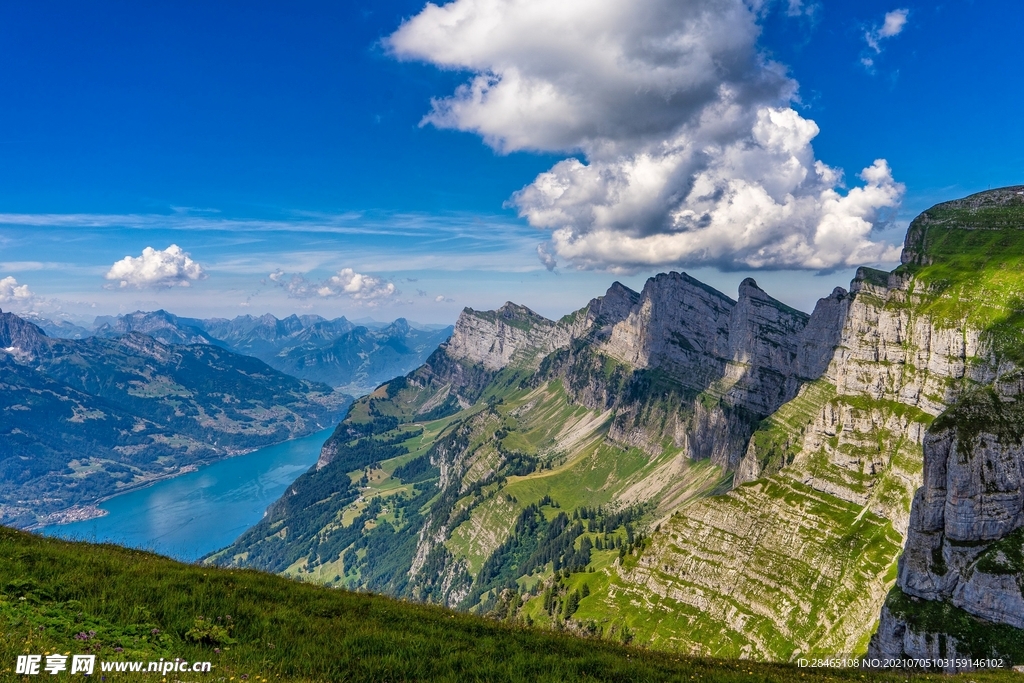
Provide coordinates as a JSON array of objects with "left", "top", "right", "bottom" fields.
[
  {"left": 898, "top": 187, "right": 1024, "bottom": 363},
  {"left": 1, "top": 526, "right": 1017, "bottom": 683}
]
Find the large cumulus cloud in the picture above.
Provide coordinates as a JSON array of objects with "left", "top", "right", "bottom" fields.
[
  {"left": 0, "top": 276, "right": 35, "bottom": 306},
  {"left": 389, "top": 0, "right": 903, "bottom": 271},
  {"left": 105, "top": 245, "right": 207, "bottom": 289}
]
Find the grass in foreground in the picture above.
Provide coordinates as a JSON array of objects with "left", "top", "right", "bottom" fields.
[{"left": 0, "top": 526, "right": 1018, "bottom": 682}]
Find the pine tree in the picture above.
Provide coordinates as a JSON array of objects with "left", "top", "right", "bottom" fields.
[{"left": 563, "top": 589, "right": 580, "bottom": 618}]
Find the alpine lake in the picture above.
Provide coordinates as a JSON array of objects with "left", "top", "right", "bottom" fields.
[{"left": 38, "top": 427, "right": 334, "bottom": 562}]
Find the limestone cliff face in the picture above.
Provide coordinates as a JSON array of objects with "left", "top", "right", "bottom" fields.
[
  {"left": 444, "top": 302, "right": 571, "bottom": 371},
  {"left": 432, "top": 274, "right": 832, "bottom": 470},
  {"left": 870, "top": 391, "right": 1024, "bottom": 666},
  {"left": 598, "top": 273, "right": 814, "bottom": 415},
  {"left": 736, "top": 265, "right": 990, "bottom": 530},
  {"left": 618, "top": 232, "right": 1014, "bottom": 658},
  {"left": 545, "top": 273, "right": 835, "bottom": 467}
]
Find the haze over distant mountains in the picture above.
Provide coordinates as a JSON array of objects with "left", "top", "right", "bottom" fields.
[
  {"left": 0, "top": 310, "right": 350, "bottom": 528},
  {"left": 27, "top": 310, "right": 454, "bottom": 396}
]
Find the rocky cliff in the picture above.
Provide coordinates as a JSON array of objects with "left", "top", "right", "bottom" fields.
[
  {"left": 541, "top": 273, "right": 837, "bottom": 468},
  {"left": 445, "top": 302, "right": 571, "bottom": 371}
]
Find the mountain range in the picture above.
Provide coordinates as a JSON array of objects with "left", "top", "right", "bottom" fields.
[
  {"left": 0, "top": 311, "right": 350, "bottom": 528},
  {"left": 211, "top": 187, "right": 1024, "bottom": 667},
  {"left": 33, "top": 310, "right": 454, "bottom": 395}
]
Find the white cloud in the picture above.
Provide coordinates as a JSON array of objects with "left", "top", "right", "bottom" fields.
[
  {"left": 865, "top": 9, "right": 909, "bottom": 53},
  {"left": 320, "top": 268, "right": 397, "bottom": 300},
  {"left": 879, "top": 9, "right": 909, "bottom": 38},
  {"left": 0, "top": 276, "right": 35, "bottom": 307},
  {"left": 270, "top": 268, "right": 398, "bottom": 303},
  {"left": 391, "top": 0, "right": 903, "bottom": 272},
  {"left": 105, "top": 245, "right": 206, "bottom": 289}
]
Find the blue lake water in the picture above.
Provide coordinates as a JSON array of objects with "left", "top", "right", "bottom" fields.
[{"left": 39, "top": 428, "right": 333, "bottom": 563}]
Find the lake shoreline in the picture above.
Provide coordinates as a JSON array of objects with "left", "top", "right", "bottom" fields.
[
  {"left": 36, "top": 427, "right": 335, "bottom": 562},
  {"left": 28, "top": 428, "right": 335, "bottom": 531}
]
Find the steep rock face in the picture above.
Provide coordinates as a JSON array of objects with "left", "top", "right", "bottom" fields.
[
  {"left": 603, "top": 264, "right": 955, "bottom": 657},
  {"left": 737, "top": 265, "right": 991, "bottom": 530},
  {"left": 580, "top": 281, "right": 643, "bottom": 335},
  {"left": 599, "top": 274, "right": 819, "bottom": 411},
  {"left": 599, "top": 272, "right": 736, "bottom": 378},
  {"left": 434, "top": 274, "right": 828, "bottom": 464},
  {"left": 555, "top": 274, "right": 832, "bottom": 467},
  {"left": 795, "top": 287, "right": 850, "bottom": 380},
  {"left": 445, "top": 302, "right": 571, "bottom": 371},
  {"left": 870, "top": 398, "right": 1024, "bottom": 664}
]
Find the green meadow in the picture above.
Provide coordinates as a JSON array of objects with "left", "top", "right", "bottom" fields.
[{"left": 1, "top": 525, "right": 1019, "bottom": 682}]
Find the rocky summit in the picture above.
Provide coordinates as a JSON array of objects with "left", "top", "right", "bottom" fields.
[{"left": 211, "top": 188, "right": 1024, "bottom": 666}]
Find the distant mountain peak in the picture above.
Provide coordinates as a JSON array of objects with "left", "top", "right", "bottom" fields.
[{"left": 0, "top": 309, "right": 49, "bottom": 352}]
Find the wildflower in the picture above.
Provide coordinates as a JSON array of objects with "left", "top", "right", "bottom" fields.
[{"left": 151, "top": 628, "right": 161, "bottom": 636}]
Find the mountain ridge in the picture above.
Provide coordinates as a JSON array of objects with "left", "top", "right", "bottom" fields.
[{"left": 189, "top": 187, "right": 1024, "bottom": 665}]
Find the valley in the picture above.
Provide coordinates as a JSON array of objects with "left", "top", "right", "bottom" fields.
[{"left": 0, "top": 312, "right": 350, "bottom": 528}]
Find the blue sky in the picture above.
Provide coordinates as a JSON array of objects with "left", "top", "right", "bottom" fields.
[{"left": 0, "top": 0, "right": 1021, "bottom": 324}]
